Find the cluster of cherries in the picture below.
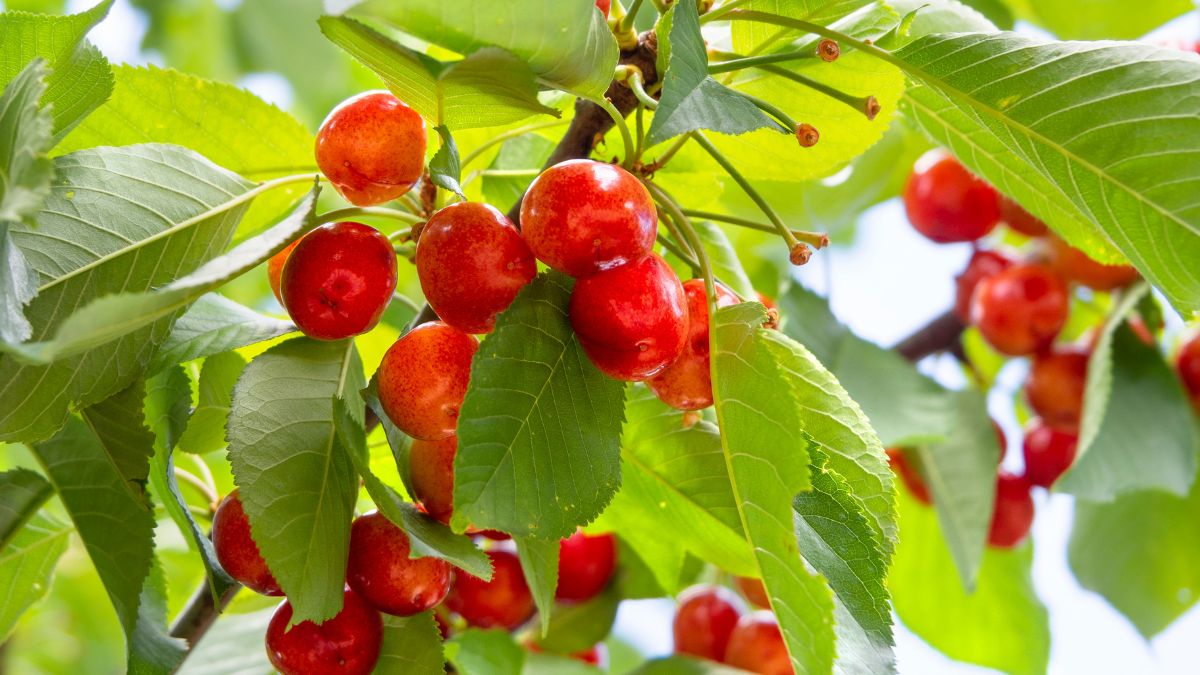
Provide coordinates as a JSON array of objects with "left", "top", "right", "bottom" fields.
[
  {"left": 889, "top": 150, "right": 1200, "bottom": 549},
  {"left": 672, "top": 579, "right": 794, "bottom": 675}
]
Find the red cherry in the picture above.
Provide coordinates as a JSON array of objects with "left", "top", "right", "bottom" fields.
[
  {"left": 1043, "top": 236, "right": 1139, "bottom": 291},
  {"left": 410, "top": 435, "right": 457, "bottom": 525},
  {"left": 672, "top": 584, "right": 744, "bottom": 662},
  {"left": 266, "top": 588, "right": 383, "bottom": 675},
  {"left": 212, "top": 490, "right": 281, "bottom": 596},
  {"left": 520, "top": 159, "right": 657, "bottom": 277},
  {"left": 723, "top": 611, "right": 793, "bottom": 675},
  {"left": 1025, "top": 347, "right": 1089, "bottom": 430},
  {"left": 416, "top": 202, "right": 537, "bottom": 334},
  {"left": 280, "top": 222, "right": 397, "bottom": 340},
  {"left": 954, "top": 249, "right": 1013, "bottom": 322},
  {"left": 434, "top": 611, "right": 451, "bottom": 639},
  {"left": 970, "top": 263, "right": 1069, "bottom": 356},
  {"left": 1022, "top": 420, "right": 1079, "bottom": 488},
  {"left": 346, "top": 512, "right": 452, "bottom": 616},
  {"left": 903, "top": 153, "right": 1000, "bottom": 244},
  {"left": 267, "top": 241, "right": 299, "bottom": 305},
  {"left": 886, "top": 448, "right": 931, "bottom": 505},
  {"left": 569, "top": 253, "right": 687, "bottom": 381},
  {"left": 377, "top": 322, "right": 478, "bottom": 441},
  {"left": 1177, "top": 334, "right": 1200, "bottom": 412},
  {"left": 556, "top": 530, "right": 617, "bottom": 602},
  {"left": 595, "top": 0, "right": 611, "bottom": 17},
  {"left": 445, "top": 549, "right": 535, "bottom": 630},
  {"left": 987, "top": 472, "right": 1035, "bottom": 549},
  {"left": 648, "top": 280, "right": 739, "bottom": 410},
  {"left": 998, "top": 195, "right": 1048, "bottom": 237},
  {"left": 315, "top": 91, "right": 426, "bottom": 206},
  {"left": 733, "top": 576, "right": 770, "bottom": 610}
]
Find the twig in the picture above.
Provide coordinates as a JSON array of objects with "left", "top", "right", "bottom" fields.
[{"left": 894, "top": 310, "right": 967, "bottom": 362}]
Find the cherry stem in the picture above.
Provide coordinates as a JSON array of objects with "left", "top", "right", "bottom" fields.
[
  {"left": 459, "top": 119, "right": 569, "bottom": 169},
  {"left": 735, "top": 90, "right": 797, "bottom": 133},
  {"left": 628, "top": 69, "right": 660, "bottom": 109},
  {"left": 656, "top": 231, "right": 702, "bottom": 275},
  {"left": 681, "top": 209, "right": 828, "bottom": 248},
  {"left": 691, "top": 132, "right": 801, "bottom": 251},
  {"left": 755, "top": 63, "right": 878, "bottom": 119},
  {"left": 644, "top": 133, "right": 692, "bottom": 172},
  {"left": 707, "top": 47, "right": 831, "bottom": 74},
  {"left": 572, "top": 86, "right": 637, "bottom": 170},
  {"left": 720, "top": 10, "right": 906, "bottom": 69},
  {"left": 647, "top": 181, "right": 718, "bottom": 311},
  {"left": 173, "top": 468, "right": 217, "bottom": 508},
  {"left": 619, "top": 0, "right": 647, "bottom": 33},
  {"left": 700, "top": 0, "right": 753, "bottom": 23},
  {"left": 317, "top": 206, "right": 424, "bottom": 227}
]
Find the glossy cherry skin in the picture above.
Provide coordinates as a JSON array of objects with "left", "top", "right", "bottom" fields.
[
  {"left": 281, "top": 222, "right": 397, "bottom": 340},
  {"left": 999, "top": 195, "right": 1048, "bottom": 237},
  {"left": 410, "top": 435, "right": 457, "bottom": 525},
  {"left": 903, "top": 153, "right": 1000, "bottom": 244},
  {"left": 954, "top": 249, "right": 1013, "bottom": 322},
  {"left": 648, "top": 280, "right": 740, "bottom": 410},
  {"left": 267, "top": 241, "right": 299, "bottom": 305},
  {"left": 886, "top": 448, "right": 931, "bottom": 505},
  {"left": 445, "top": 549, "right": 535, "bottom": 630},
  {"left": 377, "top": 322, "right": 478, "bottom": 440},
  {"left": 724, "top": 611, "right": 793, "bottom": 675},
  {"left": 987, "top": 472, "right": 1035, "bottom": 549},
  {"left": 212, "top": 490, "right": 281, "bottom": 596},
  {"left": 569, "top": 253, "right": 687, "bottom": 381},
  {"left": 970, "top": 264, "right": 1069, "bottom": 356},
  {"left": 1044, "top": 236, "right": 1139, "bottom": 291},
  {"left": 520, "top": 159, "right": 657, "bottom": 277},
  {"left": 346, "top": 512, "right": 452, "bottom": 616},
  {"left": 1022, "top": 420, "right": 1079, "bottom": 488},
  {"left": 1025, "top": 347, "right": 1088, "bottom": 430},
  {"left": 556, "top": 530, "right": 617, "bottom": 602},
  {"left": 315, "top": 91, "right": 426, "bottom": 206},
  {"left": 265, "top": 588, "right": 383, "bottom": 675},
  {"left": 673, "top": 585, "right": 745, "bottom": 662},
  {"left": 734, "top": 576, "right": 770, "bottom": 609},
  {"left": 1177, "top": 334, "right": 1200, "bottom": 412},
  {"left": 417, "top": 202, "right": 537, "bottom": 334}
]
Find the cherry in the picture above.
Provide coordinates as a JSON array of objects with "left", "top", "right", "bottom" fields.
[
  {"left": 267, "top": 241, "right": 299, "bottom": 305},
  {"left": 345, "top": 511, "right": 452, "bottom": 616},
  {"left": 970, "top": 263, "right": 1069, "bottom": 356},
  {"left": 410, "top": 435, "right": 457, "bottom": 525},
  {"left": 1022, "top": 420, "right": 1079, "bottom": 488},
  {"left": 416, "top": 202, "right": 537, "bottom": 334},
  {"left": 998, "top": 195, "right": 1048, "bottom": 237},
  {"left": 1044, "top": 236, "right": 1139, "bottom": 291},
  {"left": 212, "top": 490, "right": 281, "bottom": 596},
  {"left": 903, "top": 153, "right": 1000, "bottom": 244},
  {"left": 280, "top": 222, "right": 397, "bottom": 341},
  {"left": 648, "top": 280, "right": 740, "bottom": 410},
  {"left": 569, "top": 253, "right": 687, "bottom": 381},
  {"left": 734, "top": 576, "right": 770, "bottom": 609},
  {"left": 1177, "top": 334, "right": 1200, "bottom": 412},
  {"left": 520, "top": 159, "right": 657, "bottom": 277},
  {"left": 315, "top": 91, "right": 426, "bottom": 206},
  {"left": 595, "top": 0, "right": 611, "bottom": 17},
  {"left": 672, "top": 584, "right": 744, "bottom": 662},
  {"left": 556, "top": 530, "right": 617, "bottom": 602},
  {"left": 445, "top": 549, "right": 535, "bottom": 630},
  {"left": 377, "top": 321, "right": 477, "bottom": 441},
  {"left": 886, "top": 448, "right": 931, "bottom": 505},
  {"left": 723, "top": 611, "right": 793, "bottom": 675},
  {"left": 987, "top": 472, "right": 1035, "bottom": 549},
  {"left": 266, "top": 587, "right": 383, "bottom": 675},
  {"left": 953, "top": 249, "right": 1013, "bottom": 322},
  {"left": 1025, "top": 346, "right": 1089, "bottom": 430}
]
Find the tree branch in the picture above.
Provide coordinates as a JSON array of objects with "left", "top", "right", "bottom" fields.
[{"left": 894, "top": 310, "right": 966, "bottom": 362}]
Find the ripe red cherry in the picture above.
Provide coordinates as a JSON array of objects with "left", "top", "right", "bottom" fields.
[
  {"left": 647, "top": 280, "right": 739, "bottom": 410},
  {"left": 903, "top": 153, "right": 1000, "bottom": 244},
  {"left": 970, "top": 263, "right": 1069, "bottom": 356},
  {"left": 445, "top": 549, "right": 535, "bottom": 630},
  {"left": 673, "top": 585, "right": 744, "bottom": 662},
  {"left": 998, "top": 195, "right": 1048, "bottom": 237},
  {"left": 734, "top": 576, "right": 769, "bottom": 609},
  {"left": 556, "top": 530, "right": 617, "bottom": 602},
  {"left": 410, "top": 435, "right": 457, "bottom": 525},
  {"left": 569, "top": 253, "right": 687, "bottom": 381},
  {"left": 724, "top": 611, "right": 792, "bottom": 675},
  {"left": 520, "top": 159, "right": 657, "bottom": 277},
  {"left": 1025, "top": 347, "right": 1089, "bottom": 430},
  {"left": 267, "top": 241, "right": 298, "bottom": 305},
  {"left": 1044, "top": 236, "right": 1139, "bottom": 291},
  {"left": 315, "top": 91, "right": 426, "bottom": 206},
  {"left": 280, "top": 222, "right": 397, "bottom": 340},
  {"left": 987, "top": 472, "right": 1035, "bottom": 548},
  {"left": 1177, "top": 334, "right": 1200, "bottom": 412},
  {"left": 266, "top": 587, "right": 383, "bottom": 675},
  {"left": 212, "top": 490, "right": 281, "bottom": 596},
  {"left": 1022, "top": 420, "right": 1079, "bottom": 488},
  {"left": 417, "top": 202, "right": 537, "bottom": 334},
  {"left": 954, "top": 249, "right": 1013, "bottom": 322},
  {"left": 886, "top": 448, "right": 931, "bottom": 505},
  {"left": 377, "top": 322, "right": 478, "bottom": 441},
  {"left": 346, "top": 512, "right": 452, "bottom": 616}
]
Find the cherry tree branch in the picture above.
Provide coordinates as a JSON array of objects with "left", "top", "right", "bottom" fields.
[{"left": 894, "top": 310, "right": 967, "bottom": 362}]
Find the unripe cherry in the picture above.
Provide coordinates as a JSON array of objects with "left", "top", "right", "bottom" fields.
[
  {"left": 346, "top": 512, "right": 452, "bottom": 616},
  {"left": 1044, "top": 236, "right": 1139, "bottom": 291},
  {"left": 903, "top": 152, "right": 1000, "bottom": 244},
  {"left": 556, "top": 530, "right": 617, "bottom": 602},
  {"left": 1022, "top": 420, "right": 1078, "bottom": 488},
  {"left": 970, "top": 263, "right": 1069, "bottom": 356},
  {"left": 724, "top": 611, "right": 793, "bottom": 675},
  {"left": 1025, "top": 347, "right": 1089, "bottom": 430},
  {"left": 987, "top": 472, "right": 1035, "bottom": 548},
  {"left": 673, "top": 584, "right": 745, "bottom": 662},
  {"left": 315, "top": 91, "right": 426, "bottom": 206},
  {"left": 954, "top": 249, "right": 1013, "bottom": 322},
  {"left": 211, "top": 490, "right": 281, "bottom": 596},
  {"left": 377, "top": 322, "right": 477, "bottom": 441},
  {"left": 410, "top": 435, "right": 457, "bottom": 525},
  {"left": 265, "top": 588, "right": 383, "bottom": 675},
  {"left": 648, "top": 280, "right": 740, "bottom": 410},
  {"left": 998, "top": 195, "right": 1048, "bottom": 237},
  {"left": 445, "top": 549, "right": 535, "bottom": 630}
]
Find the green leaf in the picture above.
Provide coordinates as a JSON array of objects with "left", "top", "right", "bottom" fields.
[
  {"left": 0, "top": 0, "right": 114, "bottom": 138},
  {"left": 453, "top": 272, "right": 627, "bottom": 540},
  {"left": 175, "top": 607, "right": 272, "bottom": 675},
  {"left": 711, "top": 302, "right": 835, "bottom": 674},
  {"left": 648, "top": 0, "right": 784, "bottom": 147},
  {"left": 129, "top": 556, "right": 187, "bottom": 674},
  {"left": 886, "top": 0, "right": 997, "bottom": 47},
  {"left": 148, "top": 293, "right": 294, "bottom": 374},
  {"left": 893, "top": 33, "right": 1200, "bottom": 315},
  {"left": 730, "top": 1, "right": 875, "bottom": 56},
  {"left": 692, "top": 221, "right": 755, "bottom": 300},
  {"left": 481, "top": 134, "right": 556, "bottom": 209},
  {"left": 1069, "top": 474, "right": 1200, "bottom": 638},
  {"left": 333, "top": 0, "right": 618, "bottom": 97},
  {"left": 80, "top": 379, "right": 155, "bottom": 489},
  {"left": 947, "top": 0, "right": 1012, "bottom": 30},
  {"left": 56, "top": 64, "right": 316, "bottom": 235},
  {"left": 377, "top": 612, "right": 446, "bottom": 674},
  {"left": 144, "top": 366, "right": 198, "bottom": 550},
  {"left": 363, "top": 377, "right": 416, "bottom": 496},
  {"left": 446, "top": 628, "right": 525, "bottom": 675},
  {"left": 524, "top": 652, "right": 602, "bottom": 675},
  {"left": 431, "top": 126, "right": 465, "bottom": 198},
  {"left": 0, "top": 468, "right": 52, "bottom": 549},
  {"left": 0, "top": 513, "right": 69, "bottom": 642},
  {"left": 1006, "top": 0, "right": 1191, "bottom": 40},
  {"left": 536, "top": 586, "right": 620, "bottom": 654},
  {"left": 0, "top": 144, "right": 255, "bottom": 443},
  {"left": 514, "top": 535, "right": 559, "bottom": 636},
  {"left": 177, "top": 352, "right": 245, "bottom": 454},
  {"left": 226, "top": 337, "right": 360, "bottom": 623},
  {"left": 319, "top": 17, "right": 556, "bottom": 130},
  {"left": 890, "top": 490, "right": 1049, "bottom": 675},
  {"left": 630, "top": 656, "right": 747, "bottom": 675}
]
